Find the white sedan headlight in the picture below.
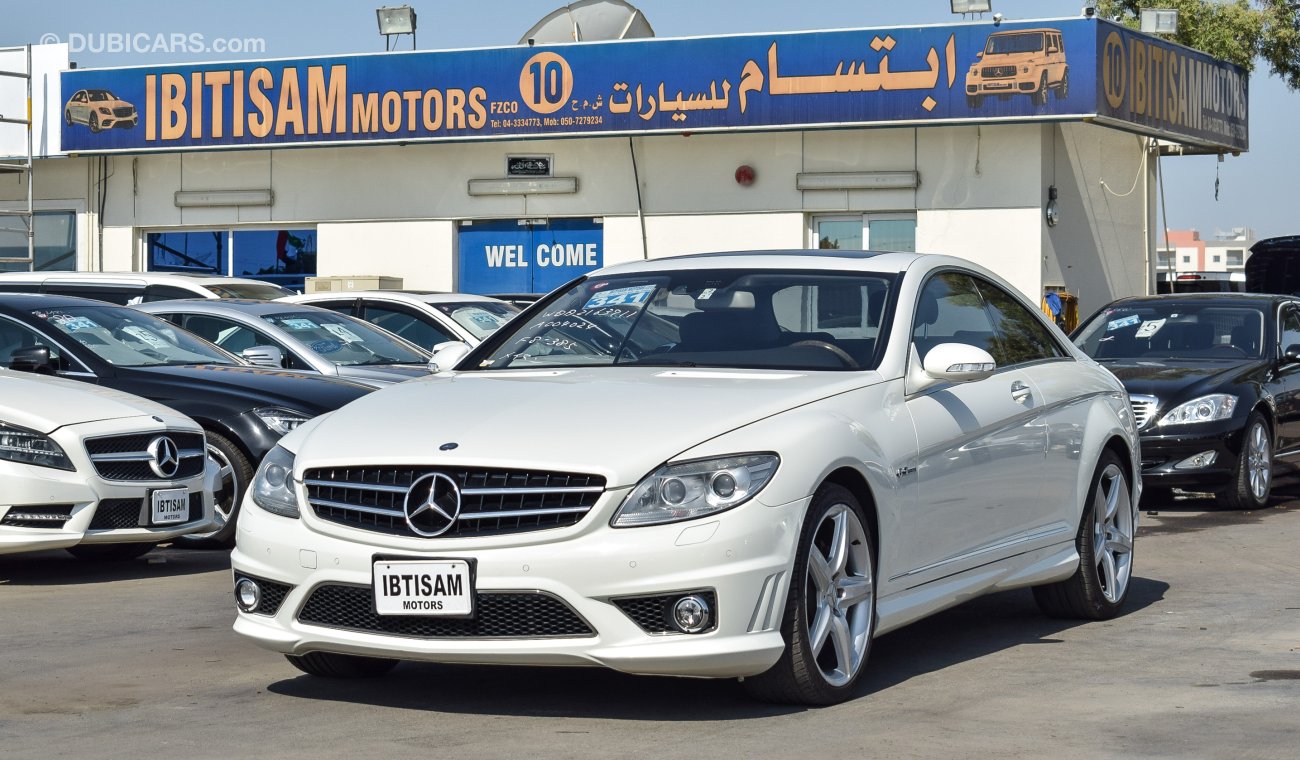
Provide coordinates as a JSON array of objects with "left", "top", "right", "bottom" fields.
[
  {"left": 612, "top": 454, "right": 779, "bottom": 527},
  {"left": 0, "top": 421, "right": 74, "bottom": 471},
  {"left": 250, "top": 445, "right": 300, "bottom": 518},
  {"left": 1158, "top": 394, "right": 1238, "bottom": 427}
]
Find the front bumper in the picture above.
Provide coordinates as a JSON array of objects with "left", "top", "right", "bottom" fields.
[
  {"left": 0, "top": 460, "right": 217, "bottom": 555},
  {"left": 1137, "top": 423, "right": 1244, "bottom": 491},
  {"left": 232, "top": 491, "right": 805, "bottom": 679}
]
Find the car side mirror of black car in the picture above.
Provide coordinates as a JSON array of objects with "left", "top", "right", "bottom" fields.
[
  {"left": 9, "top": 346, "right": 55, "bottom": 375},
  {"left": 1282, "top": 344, "right": 1300, "bottom": 365}
]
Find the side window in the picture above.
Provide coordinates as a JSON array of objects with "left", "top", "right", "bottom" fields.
[
  {"left": 0, "top": 317, "right": 66, "bottom": 368},
  {"left": 41, "top": 284, "right": 142, "bottom": 305},
  {"left": 974, "top": 277, "right": 1065, "bottom": 367},
  {"left": 144, "top": 285, "right": 202, "bottom": 302},
  {"left": 305, "top": 299, "right": 357, "bottom": 316},
  {"left": 363, "top": 304, "right": 457, "bottom": 349},
  {"left": 1281, "top": 306, "right": 1300, "bottom": 355},
  {"left": 912, "top": 272, "right": 998, "bottom": 361},
  {"left": 180, "top": 314, "right": 282, "bottom": 360}
]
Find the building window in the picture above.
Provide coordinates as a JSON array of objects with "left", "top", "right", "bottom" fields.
[
  {"left": 811, "top": 214, "right": 916, "bottom": 252},
  {"left": 1212, "top": 254, "right": 1221, "bottom": 264},
  {"left": 1182, "top": 255, "right": 1191, "bottom": 264},
  {"left": 147, "top": 228, "right": 317, "bottom": 291},
  {"left": 1156, "top": 250, "right": 1174, "bottom": 270},
  {"left": 0, "top": 211, "right": 77, "bottom": 272},
  {"left": 1227, "top": 249, "right": 1244, "bottom": 266}
]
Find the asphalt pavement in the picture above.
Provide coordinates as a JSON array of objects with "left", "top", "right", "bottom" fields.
[{"left": 2, "top": 490, "right": 1298, "bottom": 759}]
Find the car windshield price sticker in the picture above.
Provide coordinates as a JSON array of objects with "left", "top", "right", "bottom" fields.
[
  {"left": 151, "top": 488, "right": 188, "bottom": 525},
  {"left": 1134, "top": 319, "right": 1166, "bottom": 339},
  {"left": 373, "top": 560, "right": 474, "bottom": 616},
  {"left": 583, "top": 284, "right": 656, "bottom": 309},
  {"left": 1107, "top": 314, "right": 1142, "bottom": 331}
]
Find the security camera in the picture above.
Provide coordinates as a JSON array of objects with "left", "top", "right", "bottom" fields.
[
  {"left": 1082, "top": 3, "right": 1097, "bottom": 16},
  {"left": 993, "top": 12, "right": 1003, "bottom": 25}
]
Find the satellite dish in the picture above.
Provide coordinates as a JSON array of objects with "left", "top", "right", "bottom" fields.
[{"left": 519, "top": 0, "right": 654, "bottom": 44}]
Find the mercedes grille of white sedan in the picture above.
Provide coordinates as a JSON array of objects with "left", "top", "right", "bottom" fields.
[
  {"left": 1, "top": 369, "right": 218, "bottom": 559},
  {"left": 232, "top": 251, "right": 1140, "bottom": 705}
]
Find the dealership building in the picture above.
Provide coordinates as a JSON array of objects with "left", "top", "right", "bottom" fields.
[{"left": 0, "top": 15, "right": 1247, "bottom": 315}]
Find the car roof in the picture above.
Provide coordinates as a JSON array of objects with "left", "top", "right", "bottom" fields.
[
  {"left": 1103, "top": 293, "right": 1287, "bottom": 307},
  {"left": 0, "top": 271, "right": 279, "bottom": 286},
  {"left": 595, "top": 249, "right": 922, "bottom": 277},
  {"left": 0, "top": 292, "right": 130, "bottom": 310},
  {"left": 287, "top": 291, "right": 509, "bottom": 306},
  {"left": 139, "top": 298, "right": 334, "bottom": 316}
]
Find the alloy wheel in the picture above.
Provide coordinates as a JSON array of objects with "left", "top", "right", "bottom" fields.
[
  {"left": 188, "top": 443, "right": 237, "bottom": 539},
  {"left": 1092, "top": 463, "right": 1134, "bottom": 604},
  {"left": 804, "top": 503, "right": 874, "bottom": 687},
  {"left": 1246, "top": 420, "right": 1271, "bottom": 501}
]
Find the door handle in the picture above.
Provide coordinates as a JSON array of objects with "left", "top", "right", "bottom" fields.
[{"left": 1011, "top": 380, "right": 1032, "bottom": 404}]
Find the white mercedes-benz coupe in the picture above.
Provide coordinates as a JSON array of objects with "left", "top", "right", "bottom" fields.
[
  {"left": 232, "top": 251, "right": 1140, "bottom": 705},
  {"left": 0, "top": 369, "right": 218, "bottom": 559}
]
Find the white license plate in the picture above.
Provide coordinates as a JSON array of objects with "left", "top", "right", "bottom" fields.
[
  {"left": 373, "top": 560, "right": 474, "bottom": 617},
  {"left": 150, "top": 488, "right": 189, "bottom": 525}
]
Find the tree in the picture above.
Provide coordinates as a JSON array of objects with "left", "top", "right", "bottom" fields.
[{"left": 1097, "top": 0, "right": 1300, "bottom": 90}]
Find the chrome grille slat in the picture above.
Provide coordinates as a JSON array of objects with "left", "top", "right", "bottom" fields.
[
  {"left": 1129, "top": 394, "right": 1159, "bottom": 429},
  {"left": 305, "top": 466, "right": 607, "bottom": 539}
]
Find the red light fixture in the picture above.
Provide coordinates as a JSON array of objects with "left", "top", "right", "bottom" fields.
[{"left": 735, "top": 164, "right": 756, "bottom": 186}]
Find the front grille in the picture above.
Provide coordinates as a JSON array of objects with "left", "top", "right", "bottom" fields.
[
  {"left": 1, "top": 504, "right": 75, "bottom": 529},
  {"left": 87, "top": 493, "right": 201, "bottom": 530},
  {"left": 1129, "top": 394, "right": 1159, "bottom": 429},
  {"left": 112, "top": 107, "right": 133, "bottom": 117},
  {"left": 305, "top": 466, "right": 606, "bottom": 539},
  {"left": 982, "top": 65, "right": 1017, "bottom": 78},
  {"left": 298, "top": 584, "right": 595, "bottom": 638},
  {"left": 85, "top": 431, "right": 206, "bottom": 482},
  {"left": 613, "top": 590, "right": 719, "bottom": 634},
  {"left": 234, "top": 574, "right": 292, "bottom": 616},
  {"left": 90, "top": 499, "right": 143, "bottom": 529}
]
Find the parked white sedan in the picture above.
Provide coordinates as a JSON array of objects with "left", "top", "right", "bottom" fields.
[
  {"left": 0, "top": 369, "right": 218, "bottom": 559},
  {"left": 233, "top": 251, "right": 1140, "bottom": 705}
]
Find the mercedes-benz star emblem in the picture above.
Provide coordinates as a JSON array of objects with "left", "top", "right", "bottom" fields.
[
  {"left": 403, "top": 472, "right": 462, "bottom": 537},
  {"left": 147, "top": 436, "right": 181, "bottom": 479}
]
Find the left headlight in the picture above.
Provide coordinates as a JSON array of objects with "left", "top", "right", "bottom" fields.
[
  {"left": 1158, "top": 394, "right": 1238, "bottom": 427},
  {"left": 0, "top": 421, "right": 74, "bottom": 471},
  {"left": 253, "top": 407, "right": 312, "bottom": 436},
  {"left": 250, "top": 445, "right": 299, "bottom": 518},
  {"left": 611, "top": 454, "right": 779, "bottom": 528}
]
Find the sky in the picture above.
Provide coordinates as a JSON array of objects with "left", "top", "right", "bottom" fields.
[{"left": 3, "top": 0, "right": 1297, "bottom": 240}]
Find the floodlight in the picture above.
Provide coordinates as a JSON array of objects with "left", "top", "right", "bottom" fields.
[{"left": 951, "top": 0, "right": 993, "bottom": 14}]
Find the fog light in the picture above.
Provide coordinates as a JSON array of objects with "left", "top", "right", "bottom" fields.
[
  {"left": 672, "top": 595, "right": 712, "bottom": 634},
  {"left": 235, "top": 578, "right": 261, "bottom": 612},
  {"left": 1174, "top": 450, "right": 1217, "bottom": 470}
]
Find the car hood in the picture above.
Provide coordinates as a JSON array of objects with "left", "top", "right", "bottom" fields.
[
  {"left": 0, "top": 369, "right": 193, "bottom": 434},
  {"left": 335, "top": 364, "right": 433, "bottom": 388},
  {"left": 114, "top": 364, "right": 372, "bottom": 415},
  {"left": 291, "top": 367, "right": 881, "bottom": 486},
  {"left": 1098, "top": 358, "right": 1263, "bottom": 400}
]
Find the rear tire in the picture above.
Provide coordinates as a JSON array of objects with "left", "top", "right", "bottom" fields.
[
  {"left": 176, "top": 430, "right": 253, "bottom": 549},
  {"left": 1217, "top": 412, "right": 1272, "bottom": 510},
  {"left": 743, "top": 483, "right": 876, "bottom": 705},
  {"left": 285, "top": 652, "right": 398, "bottom": 679},
  {"left": 1034, "top": 450, "right": 1134, "bottom": 620},
  {"left": 67, "top": 543, "right": 155, "bottom": 561}
]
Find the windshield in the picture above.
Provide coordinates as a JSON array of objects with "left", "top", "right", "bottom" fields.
[
  {"left": 431, "top": 301, "right": 520, "bottom": 340},
  {"left": 261, "top": 311, "right": 430, "bottom": 366},
  {"left": 32, "top": 305, "right": 238, "bottom": 367},
  {"left": 986, "top": 32, "right": 1044, "bottom": 55},
  {"left": 1074, "top": 302, "right": 1266, "bottom": 361},
  {"left": 205, "top": 282, "right": 296, "bottom": 299},
  {"left": 475, "top": 269, "right": 895, "bottom": 371},
  {"left": 87, "top": 90, "right": 115, "bottom": 102}
]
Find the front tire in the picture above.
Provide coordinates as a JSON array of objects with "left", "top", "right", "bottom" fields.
[
  {"left": 89, "top": 113, "right": 101, "bottom": 133},
  {"left": 1217, "top": 412, "right": 1272, "bottom": 510},
  {"left": 1033, "top": 73, "right": 1050, "bottom": 106},
  {"left": 67, "top": 542, "right": 155, "bottom": 561},
  {"left": 285, "top": 652, "right": 398, "bottom": 678},
  {"left": 744, "top": 483, "right": 876, "bottom": 705},
  {"left": 1034, "top": 450, "right": 1134, "bottom": 619},
  {"left": 176, "top": 430, "right": 253, "bottom": 549}
]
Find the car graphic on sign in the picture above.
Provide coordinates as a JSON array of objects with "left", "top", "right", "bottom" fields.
[
  {"left": 965, "top": 28, "right": 1069, "bottom": 109},
  {"left": 64, "top": 89, "right": 138, "bottom": 133}
]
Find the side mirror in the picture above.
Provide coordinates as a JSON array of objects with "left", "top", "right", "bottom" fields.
[
  {"left": 1047, "top": 45, "right": 1060, "bottom": 54},
  {"left": 1283, "top": 344, "right": 1300, "bottom": 365},
  {"left": 429, "top": 341, "right": 471, "bottom": 373},
  {"left": 241, "top": 345, "right": 285, "bottom": 368},
  {"left": 976, "top": 50, "right": 984, "bottom": 58},
  {"left": 9, "top": 346, "right": 55, "bottom": 375},
  {"left": 922, "top": 343, "right": 997, "bottom": 383}
]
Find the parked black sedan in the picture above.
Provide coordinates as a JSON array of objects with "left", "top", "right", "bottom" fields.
[
  {"left": 1073, "top": 293, "right": 1300, "bottom": 509},
  {"left": 0, "top": 293, "right": 373, "bottom": 546}
]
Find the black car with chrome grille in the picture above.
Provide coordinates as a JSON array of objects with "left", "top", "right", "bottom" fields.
[{"left": 1073, "top": 293, "right": 1300, "bottom": 509}]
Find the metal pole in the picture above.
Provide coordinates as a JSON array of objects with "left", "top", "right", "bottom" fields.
[{"left": 26, "top": 44, "right": 33, "bottom": 266}]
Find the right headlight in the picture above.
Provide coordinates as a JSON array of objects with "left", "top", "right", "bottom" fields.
[
  {"left": 0, "top": 421, "right": 74, "bottom": 471},
  {"left": 1157, "top": 394, "right": 1238, "bottom": 427},
  {"left": 611, "top": 454, "right": 779, "bottom": 528},
  {"left": 250, "top": 445, "right": 300, "bottom": 518},
  {"left": 253, "top": 407, "right": 312, "bottom": 436}
]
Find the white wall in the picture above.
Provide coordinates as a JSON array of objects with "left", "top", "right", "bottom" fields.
[
  {"left": 0, "top": 43, "right": 67, "bottom": 159},
  {"left": 316, "top": 221, "right": 455, "bottom": 291}
]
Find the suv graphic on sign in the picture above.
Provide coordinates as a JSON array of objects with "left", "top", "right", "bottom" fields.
[
  {"left": 965, "top": 28, "right": 1068, "bottom": 108},
  {"left": 64, "top": 89, "right": 138, "bottom": 133}
]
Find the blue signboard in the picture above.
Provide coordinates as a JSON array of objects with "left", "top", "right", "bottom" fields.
[
  {"left": 58, "top": 18, "right": 1245, "bottom": 154},
  {"left": 457, "top": 218, "right": 602, "bottom": 294}
]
